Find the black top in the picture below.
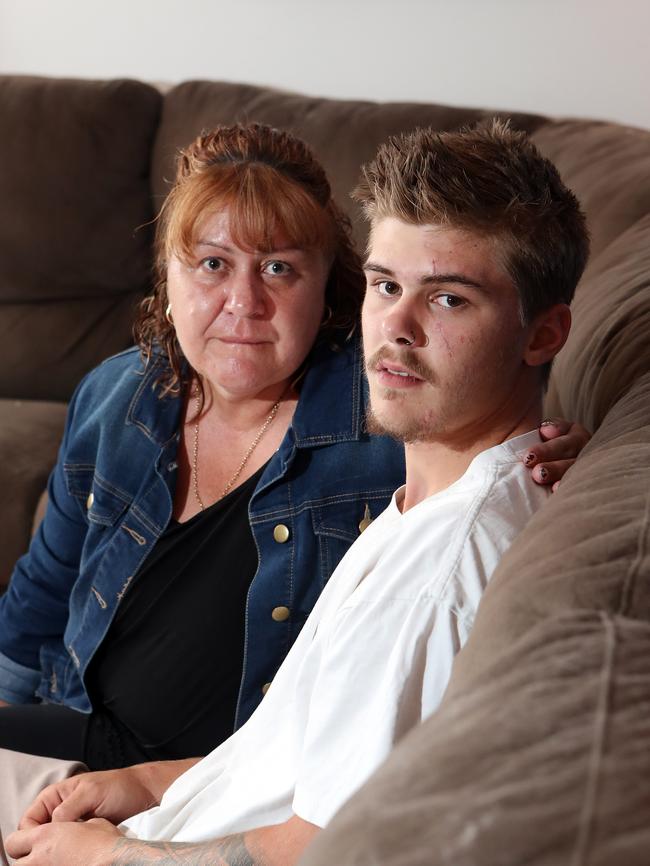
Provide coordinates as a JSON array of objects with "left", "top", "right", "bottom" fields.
[{"left": 84, "top": 464, "right": 266, "bottom": 768}]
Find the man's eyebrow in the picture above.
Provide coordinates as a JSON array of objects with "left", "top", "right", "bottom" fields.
[
  {"left": 364, "top": 261, "right": 486, "bottom": 292},
  {"left": 422, "top": 273, "right": 486, "bottom": 292}
]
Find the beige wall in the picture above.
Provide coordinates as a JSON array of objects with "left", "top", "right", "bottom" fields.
[{"left": 0, "top": 0, "right": 647, "bottom": 129}]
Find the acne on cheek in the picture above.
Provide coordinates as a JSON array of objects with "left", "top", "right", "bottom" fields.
[{"left": 434, "top": 321, "right": 454, "bottom": 358}]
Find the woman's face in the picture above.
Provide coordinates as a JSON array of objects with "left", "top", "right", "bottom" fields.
[{"left": 167, "top": 208, "right": 331, "bottom": 402}]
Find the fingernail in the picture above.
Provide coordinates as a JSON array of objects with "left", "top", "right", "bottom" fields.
[
  {"left": 540, "top": 419, "right": 555, "bottom": 427},
  {"left": 524, "top": 452, "right": 536, "bottom": 465},
  {"left": 538, "top": 466, "right": 549, "bottom": 481}
]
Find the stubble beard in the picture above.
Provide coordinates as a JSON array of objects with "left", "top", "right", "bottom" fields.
[
  {"left": 365, "top": 398, "right": 454, "bottom": 444},
  {"left": 364, "top": 346, "right": 447, "bottom": 444}
]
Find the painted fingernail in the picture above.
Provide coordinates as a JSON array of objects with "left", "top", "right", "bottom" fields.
[
  {"left": 524, "top": 452, "right": 536, "bottom": 465},
  {"left": 538, "top": 466, "right": 549, "bottom": 481}
]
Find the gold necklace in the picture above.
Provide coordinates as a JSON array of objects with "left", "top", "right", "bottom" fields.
[{"left": 191, "top": 388, "right": 282, "bottom": 510}]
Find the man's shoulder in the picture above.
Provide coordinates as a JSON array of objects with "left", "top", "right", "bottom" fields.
[
  {"left": 469, "top": 431, "right": 551, "bottom": 527},
  {"left": 315, "top": 433, "right": 549, "bottom": 613},
  {"left": 434, "top": 438, "right": 550, "bottom": 610},
  {"left": 366, "top": 438, "right": 548, "bottom": 602}
]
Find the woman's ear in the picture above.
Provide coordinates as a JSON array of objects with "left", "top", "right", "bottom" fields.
[{"left": 523, "top": 303, "right": 572, "bottom": 368}]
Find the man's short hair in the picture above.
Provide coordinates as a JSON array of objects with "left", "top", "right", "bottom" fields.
[{"left": 353, "top": 120, "right": 590, "bottom": 323}]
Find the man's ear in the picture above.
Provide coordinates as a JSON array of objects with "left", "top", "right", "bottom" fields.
[{"left": 523, "top": 303, "right": 572, "bottom": 368}]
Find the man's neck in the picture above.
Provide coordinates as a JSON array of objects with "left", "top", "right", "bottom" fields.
[{"left": 400, "top": 401, "right": 542, "bottom": 513}]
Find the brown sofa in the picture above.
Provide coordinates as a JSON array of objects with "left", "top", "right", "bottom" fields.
[{"left": 1, "top": 75, "right": 649, "bottom": 862}]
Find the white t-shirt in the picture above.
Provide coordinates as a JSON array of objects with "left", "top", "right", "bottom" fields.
[{"left": 122, "top": 430, "right": 548, "bottom": 842}]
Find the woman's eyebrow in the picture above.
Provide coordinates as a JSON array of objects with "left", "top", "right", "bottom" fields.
[
  {"left": 363, "top": 261, "right": 391, "bottom": 274},
  {"left": 196, "top": 240, "right": 305, "bottom": 255},
  {"left": 196, "top": 239, "right": 233, "bottom": 251}
]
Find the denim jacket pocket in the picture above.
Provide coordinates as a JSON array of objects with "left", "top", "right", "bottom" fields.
[
  {"left": 311, "top": 497, "right": 378, "bottom": 587},
  {"left": 64, "top": 466, "right": 132, "bottom": 526}
]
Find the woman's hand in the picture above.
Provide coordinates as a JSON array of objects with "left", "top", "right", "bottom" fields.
[
  {"left": 18, "top": 758, "right": 199, "bottom": 829},
  {"left": 525, "top": 418, "right": 591, "bottom": 491}
]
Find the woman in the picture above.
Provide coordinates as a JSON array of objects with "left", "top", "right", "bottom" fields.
[{"left": 0, "top": 124, "right": 585, "bottom": 769}]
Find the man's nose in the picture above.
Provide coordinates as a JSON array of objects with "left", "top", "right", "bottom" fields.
[
  {"left": 381, "top": 299, "right": 428, "bottom": 347},
  {"left": 224, "top": 271, "right": 266, "bottom": 317}
]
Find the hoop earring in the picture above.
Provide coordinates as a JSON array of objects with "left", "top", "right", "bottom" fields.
[
  {"left": 165, "top": 303, "right": 174, "bottom": 326},
  {"left": 320, "top": 304, "right": 333, "bottom": 329}
]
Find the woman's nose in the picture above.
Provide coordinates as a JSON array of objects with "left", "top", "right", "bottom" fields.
[
  {"left": 224, "top": 272, "right": 266, "bottom": 317},
  {"left": 381, "top": 300, "right": 428, "bottom": 347}
]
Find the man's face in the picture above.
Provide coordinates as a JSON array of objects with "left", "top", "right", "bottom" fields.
[{"left": 362, "top": 217, "right": 533, "bottom": 445}]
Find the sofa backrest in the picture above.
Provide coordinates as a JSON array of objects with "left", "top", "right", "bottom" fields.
[
  {"left": 0, "top": 75, "right": 162, "bottom": 402},
  {"left": 151, "top": 81, "right": 650, "bottom": 426},
  {"left": 532, "top": 120, "right": 650, "bottom": 429},
  {"left": 150, "top": 80, "right": 548, "bottom": 251},
  {"left": 4, "top": 74, "right": 648, "bottom": 416}
]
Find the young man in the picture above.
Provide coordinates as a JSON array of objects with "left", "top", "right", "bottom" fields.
[{"left": 3, "top": 121, "right": 589, "bottom": 866}]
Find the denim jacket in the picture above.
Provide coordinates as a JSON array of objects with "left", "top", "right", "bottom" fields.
[{"left": 0, "top": 339, "right": 405, "bottom": 727}]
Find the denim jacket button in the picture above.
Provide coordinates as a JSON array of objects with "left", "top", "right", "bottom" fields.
[
  {"left": 271, "top": 606, "right": 290, "bottom": 622},
  {"left": 273, "top": 524, "right": 290, "bottom": 543},
  {"left": 358, "top": 503, "right": 373, "bottom": 533},
  {"left": 86, "top": 492, "right": 94, "bottom": 510}
]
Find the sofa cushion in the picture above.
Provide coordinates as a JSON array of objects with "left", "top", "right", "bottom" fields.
[
  {"left": 0, "top": 398, "right": 68, "bottom": 588},
  {"left": 151, "top": 80, "right": 547, "bottom": 247},
  {"left": 0, "top": 294, "right": 141, "bottom": 403},
  {"left": 301, "top": 612, "right": 650, "bottom": 866},
  {"left": 531, "top": 120, "right": 650, "bottom": 261},
  {"left": 0, "top": 76, "right": 162, "bottom": 400},
  {"left": 546, "top": 214, "right": 650, "bottom": 431}
]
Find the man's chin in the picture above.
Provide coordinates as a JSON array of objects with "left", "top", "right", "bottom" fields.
[{"left": 365, "top": 407, "right": 439, "bottom": 444}]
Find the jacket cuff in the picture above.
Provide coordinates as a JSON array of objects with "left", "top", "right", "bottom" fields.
[{"left": 0, "top": 651, "right": 40, "bottom": 703}]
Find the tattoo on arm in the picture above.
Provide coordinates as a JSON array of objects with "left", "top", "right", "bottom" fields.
[{"left": 110, "top": 833, "right": 259, "bottom": 865}]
